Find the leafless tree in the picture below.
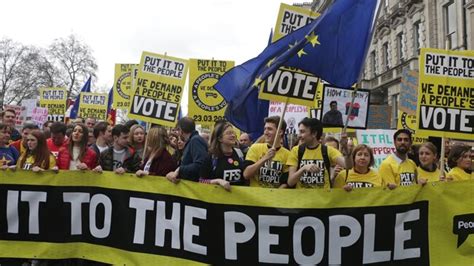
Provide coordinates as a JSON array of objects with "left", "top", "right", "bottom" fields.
[
  {"left": 48, "top": 34, "right": 97, "bottom": 99},
  {"left": 0, "top": 38, "right": 60, "bottom": 106}
]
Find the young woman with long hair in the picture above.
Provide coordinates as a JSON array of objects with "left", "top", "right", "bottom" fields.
[
  {"left": 57, "top": 123, "right": 97, "bottom": 170},
  {"left": 129, "top": 124, "right": 146, "bottom": 159},
  {"left": 417, "top": 142, "right": 442, "bottom": 184},
  {"left": 447, "top": 144, "right": 473, "bottom": 181},
  {"left": 136, "top": 126, "right": 177, "bottom": 177},
  {"left": 17, "top": 130, "right": 57, "bottom": 172},
  {"left": 199, "top": 122, "right": 246, "bottom": 191},
  {"left": 333, "top": 144, "right": 381, "bottom": 191}
]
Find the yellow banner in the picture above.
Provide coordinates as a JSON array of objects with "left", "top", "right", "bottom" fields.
[
  {"left": 272, "top": 3, "right": 320, "bottom": 42},
  {"left": 0, "top": 171, "right": 472, "bottom": 265},
  {"left": 188, "top": 58, "right": 234, "bottom": 126},
  {"left": 128, "top": 52, "right": 188, "bottom": 127},
  {"left": 417, "top": 48, "right": 474, "bottom": 139},
  {"left": 39, "top": 88, "right": 67, "bottom": 122},
  {"left": 113, "top": 64, "right": 137, "bottom": 110},
  {"left": 78, "top": 92, "right": 108, "bottom": 120}
]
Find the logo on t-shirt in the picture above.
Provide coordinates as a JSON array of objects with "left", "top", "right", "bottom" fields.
[
  {"left": 23, "top": 163, "right": 32, "bottom": 170},
  {"left": 223, "top": 169, "right": 241, "bottom": 182},
  {"left": 300, "top": 159, "right": 325, "bottom": 188},
  {"left": 259, "top": 160, "right": 283, "bottom": 187},
  {"left": 400, "top": 173, "right": 416, "bottom": 186},
  {"left": 347, "top": 182, "right": 374, "bottom": 188}
]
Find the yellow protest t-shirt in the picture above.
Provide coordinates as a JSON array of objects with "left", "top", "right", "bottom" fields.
[
  {"left": 333, "top": 168, "right": 382, "bottom": 188},
  {"left": 417, "top": 166, "right": 441, "bottom": 182},
  {"left": 447, "top": 167, "right": 473, "bottom": 181},
  {"left": 245, "top": 143, "right": 290, "bottom": 188},
  {"left": 18, "top": 154, "right": 57, "bottom": 170},
  {"left": 287, "top": 144, "right": 342, "bottom": 189},
  {"left": 378, "top": 154, "right": 417, "bottom": 186}
]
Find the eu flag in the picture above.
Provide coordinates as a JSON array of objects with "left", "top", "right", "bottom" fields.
[
  {"left": 69, "top": 76, "right": 92, "bottom": 119},
  {"left": 215, "top": 0, "right": 380, "bottom": 132}
]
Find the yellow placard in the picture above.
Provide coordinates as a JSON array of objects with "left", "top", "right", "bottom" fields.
[
  {"left": 188, "top": 58, "right": 234, "bottom": 126},
  {"left": 397, "top": 111, "right": 429, "bottom": 144},
  {"left": 113, "top": 64, "right": 138, "bottom": 110},
  {"left": 417, "top": 48, "right": 474, "bottom": 140},
  {"left": 272, "top": 3, "right": 320, "bottom": 42},
  {"left": 78, "top": 92, "right": 108, "bottom": 120},
  {"left": 261, "top": 5, "right": 321, "bottom": 107},
  {"left": 258, "top": 67, "right": 322, "bottom": 107},
  {"left": 39, "top": 87, "right": 67, "bottom": 122},
  {"left": 128, "top": 52, "right": 188, "bottom": 127}
]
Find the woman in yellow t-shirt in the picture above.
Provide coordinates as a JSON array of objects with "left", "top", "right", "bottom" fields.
[
  {"left": 17, "top": 130, "right": 57, "bottom": 172},
  {"left": 447, "top": 144, "right": 472, "bottom": 181},
  {"left": 334, "top": 144, "right": 381, "bottom": 191},
  {"left": 417, "top": 142, "right": 442, "bottom": 184}
]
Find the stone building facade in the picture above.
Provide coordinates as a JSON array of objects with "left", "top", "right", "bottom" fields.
[{"left": 359, "top": 0, "right": 473, "bottom": 128}]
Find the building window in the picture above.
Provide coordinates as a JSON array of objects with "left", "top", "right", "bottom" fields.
[
  {"left": 383, "top": 42, "right": 390, "bottom": 71},
  {"left": 444, "top": 1, "right": 458, "bottom": 49},
  {"left": 391, "top": 94, "right": 398, "bottom": 129},
  {"left": 397, "top": 32, "right": 405, "bottom": 63},
  {"left": 370, "top": 51, "right": 376, "bottom": 77},
  {"left": 413, "top": 21, "right": 421, "bottom": 54}
]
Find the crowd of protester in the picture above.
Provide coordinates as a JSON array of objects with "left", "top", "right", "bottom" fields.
[
  {"left": 0, "top": 108, "right": 473, "bottom": 193},
  {"left": 0, "top": 107, "right": 473, "bottom": 265}
]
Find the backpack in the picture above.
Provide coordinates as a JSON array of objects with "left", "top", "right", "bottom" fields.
[{"left": 297, "top": 144, "right": 333, "bottom": 188}]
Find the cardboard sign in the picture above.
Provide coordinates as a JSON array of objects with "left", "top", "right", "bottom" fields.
[
  {"left": 417, "top": 48, "right": 474, "bottom": 139},
  {"left": 357, "top": 129, "right": 396, "bottom": 168},
  {"left": 113, "top": 64, "right": 138, "bottom": 110},
  {"left": 320, "top": 85, "right": 370, "bottom": 129},
  {"left": 272, "top": 3, "right": 320, "bottom": 42},
  {"left": 78, "top": 93, "right": 108, "bottom": 120},
  {"left": 39, "top": 88, "right": 67, "bottom": 122},
  {"left": 188, "top": 59, "right": 234, "bottom": 126},
  {"left": 128, "top": 52, "right": 188, "bottom": 127}
]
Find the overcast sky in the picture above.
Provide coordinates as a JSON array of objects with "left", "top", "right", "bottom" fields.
[{"left": 1, "top": 0, "right": 297, "bottom": 113}]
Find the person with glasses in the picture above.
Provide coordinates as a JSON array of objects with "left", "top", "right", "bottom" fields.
[{"left": 200, "top": 122, "right": 246, "bottom": 190}]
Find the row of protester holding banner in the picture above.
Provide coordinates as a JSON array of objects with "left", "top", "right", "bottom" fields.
[
  {"left": 1, "top": 113, "right": 472, "bottom": 192},
  {"left": 0, "top": 114, "right": 473, "bottom": 265}
]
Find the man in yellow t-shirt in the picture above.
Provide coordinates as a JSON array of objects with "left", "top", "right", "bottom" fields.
[
  {"left": 287, "top": 118, "right": 345, "bottom": 189},
  {"left": 378, "top": 129, "right": 417, "bottom": 188},
  {"left": 243, "top": 116, "right": 290, "bottom": 188}
]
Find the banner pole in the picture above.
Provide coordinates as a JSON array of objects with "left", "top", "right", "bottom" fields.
[
  {"left": 142, "top": 122, "right": 150, "bottom": 160},
  {"left": 273, "top": 97, "right": 289, "bottom": 148},
  {"left": 439, "top": 136, "right": 445, "bottom": 179}
]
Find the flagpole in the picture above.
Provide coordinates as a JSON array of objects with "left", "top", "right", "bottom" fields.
[
  {"left": 439, "top": 136, "right": 445, "bottom": 180},
  {"left": 272, "top": 97, "right": 289, "bottom": 148},
  {"left": 142, "top": 122, "right": 149, "bottom": 161}
]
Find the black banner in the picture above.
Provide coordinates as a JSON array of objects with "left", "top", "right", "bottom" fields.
[{"left": 0, "top": 184, "right": 429, "bottom": 265}]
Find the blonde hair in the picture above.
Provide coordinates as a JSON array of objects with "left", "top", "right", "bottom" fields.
[
  {"left": 144, "top": 127, "right": 169, "bottom": 159},
  {"left": 129, "top": 124, "right": 145, "bottom": 146}
]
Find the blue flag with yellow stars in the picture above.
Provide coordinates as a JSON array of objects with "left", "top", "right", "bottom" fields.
[
  {"left": 215, "top": 0, "right": 380, "bottom": 133},
  {"left": 69, "top": 76, "right": 92, "bottom": 119}
]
